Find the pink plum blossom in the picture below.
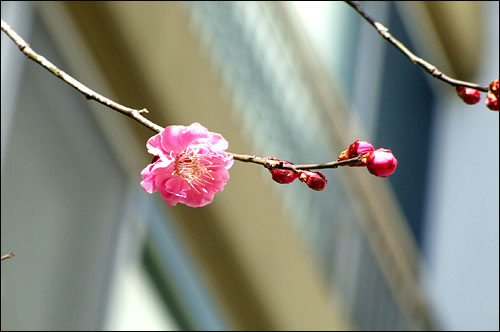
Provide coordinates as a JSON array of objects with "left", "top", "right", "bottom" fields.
[
  {"left": 366, "top": 148, "right": 398, "bottom": 177},
  {"left": 141, "top": 122, "right": 233, "bottom": 207}
]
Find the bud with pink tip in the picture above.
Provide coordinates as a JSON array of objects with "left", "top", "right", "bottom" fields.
[
  {"left": 268, "top": 158, "right": 298, "bottom": 184},
  {"left": 456, "top": 86, "right": 481, "bottom": 105},
  {"left": 338, "top": 140, "right": 374, "bottom": 160},
  {"left": 338, "top": 140, "right": 374, "bottom": 166},
  {"left": 348, "top": 140, "right": 374, "bottom": 158},
  {"left": 298, "top": 170, "right": 328, "bottom": 191},
  {"left": 366, "top": 149, "right": 398, "bottom": 177},
  {"left": 486, "top": 79, "right": 499, "bottom": 111}
]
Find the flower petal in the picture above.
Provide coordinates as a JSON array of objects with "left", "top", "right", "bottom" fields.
[
  {"left": 146, "top": 133, "right": 165, "bottom": 156},
  {"left": 207, "top": 132, "right": 229, "bottom": 151},
  {"left": 160, "top": 125, "right": 185, "bottom": 155},
  {"left": 176, "top": 123, "right": 211, "bottom": 151},
  {"left": 140, "top": 163, "right": 157, "bottom": 194}
]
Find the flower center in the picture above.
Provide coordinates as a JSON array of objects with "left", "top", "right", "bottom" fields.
[{"left": 173, "top": 148, "right": 219, "bottom": 193}]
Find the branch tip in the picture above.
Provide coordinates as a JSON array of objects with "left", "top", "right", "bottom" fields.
[
  {"left": 1, "top": 251, "right": 16, "bottom": 261},
  {"left": 344, "top": 1, "right": 489, "bottom": 92}
]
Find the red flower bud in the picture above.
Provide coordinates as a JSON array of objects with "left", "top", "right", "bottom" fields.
[
  {"left": 366, "top": 149, "right": 398, "bottom": 177},
  {"left": 456, "top": 86, "right": 481, "bottom": 105},
  {"left": 338, "top": 140, "right": 374, "bottom": 167},
  {"left": 298, "top": 170, "right": 328, "bottom": 191},
  {"left": 338, "top": 140, "right": 374, "bottom": 161},
  {"left": 486, "top": 79, "right": 499, "bottom": 111},
  {"left": 486, "top": 91, "right": 499, "bottom": 111},
  {"left": 268, "top": 159, "right": 298, "bottom": 184},
  {"left": 489, "top": 79, "right": 499, "bottom": 94},
  {"left": 348, "top": 140, "right": 374, "bottom": 158}
]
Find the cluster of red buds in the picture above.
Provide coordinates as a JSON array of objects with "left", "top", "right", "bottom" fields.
[
  {"left": 267, "top": 158, "right": 328, "bottom": 191},
  {"left": 337, "top": 140, "right": 398, "bottom": 178},
  {"left": 267, "top": 140, "right": 398, "bottom": 191},
  {"left": 455, "top": 79, "right": 499, "bottom": 111}
]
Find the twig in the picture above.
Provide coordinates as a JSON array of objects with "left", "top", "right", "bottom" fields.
[
  {"left": 1, "top": 251, "right": 16, "bottom": 261},
  {"left": 230, "top": 153, "right": 363, "bottom": 170},
  {"left": 1, "top": 18, "right": 364, "bottom": 171},
  {"left": 345, "top": 1, "right": 489, "bottom": 92},
  {"left": 1, "top": 19, "right": 164, "bottom": 133}
]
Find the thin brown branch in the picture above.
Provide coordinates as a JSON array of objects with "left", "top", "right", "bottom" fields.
[
  {"left": 1, "top": 251, "right": 16, "bottom": 261},
  {"left": 345, "top": 1, "right": 489, "bottom": 92},
  {"left": 1, "top": 18, "right": 365, "bottom": 172},
  {"left": 1, "top": 19, "right": 164, "bottom": 133},
  {"left": 229, "top": 153, "right": 363, "bottom": 170}
]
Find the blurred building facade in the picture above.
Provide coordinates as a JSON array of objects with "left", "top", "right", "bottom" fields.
[{"left": 1, "top": 1, "right": 498, "bottom": 331}]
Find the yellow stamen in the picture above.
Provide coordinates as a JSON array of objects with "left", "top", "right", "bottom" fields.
[{"left": 173, "top": 148, "right": 224, "bottom": 194}]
